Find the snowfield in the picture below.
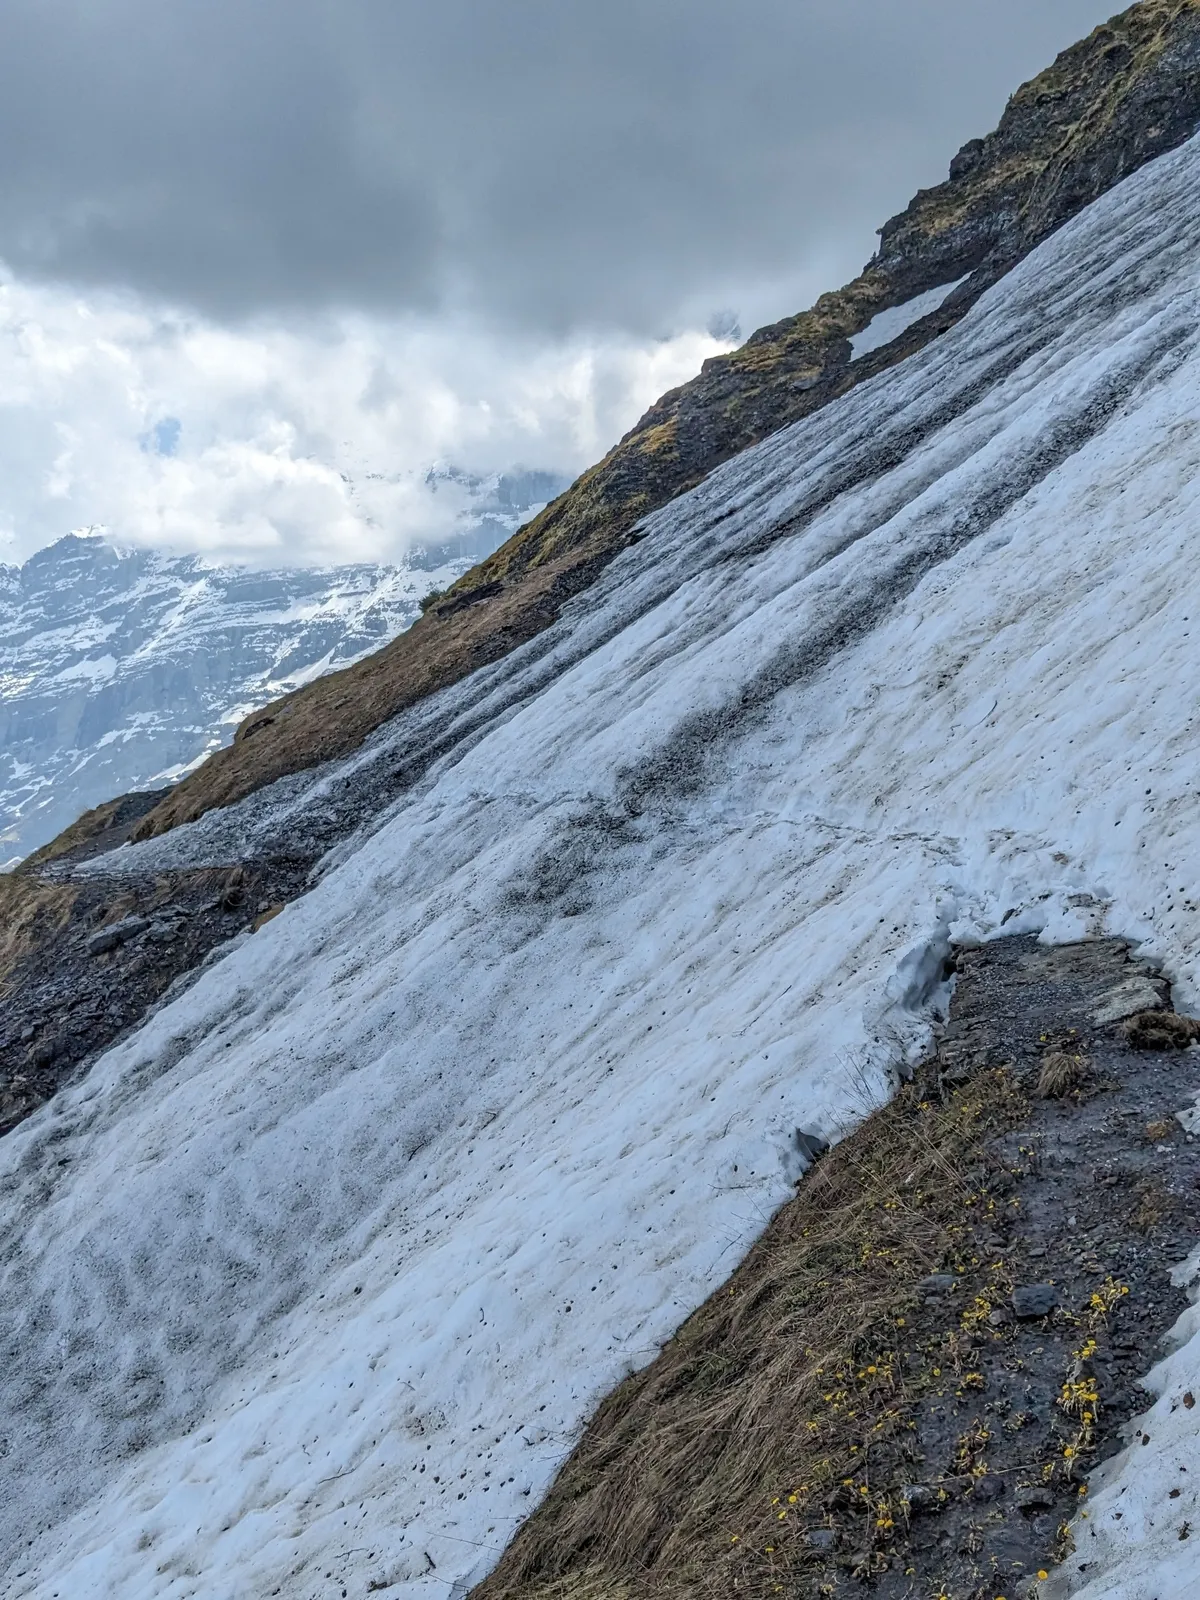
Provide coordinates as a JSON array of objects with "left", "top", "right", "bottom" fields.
[
  {"left": 848, "top": 273, "right": 969, "bottom": 359},
  {"left": 6, "top": 136, "right": 1200, "bottom": 1600}
]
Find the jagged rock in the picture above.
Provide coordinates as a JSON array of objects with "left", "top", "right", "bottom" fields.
[
  {"left": 85, "top": 916, "right": 149, "bottom": 956},
  {"left": 1012, "top": 1284, "right": 1060, "bottom": 1319},
  {"left": 794, "top": 1129, "right": 830, "bottom": 1166},
  {"left": 1092, "top": 975, "right": 1169, "bottom": 1025}
]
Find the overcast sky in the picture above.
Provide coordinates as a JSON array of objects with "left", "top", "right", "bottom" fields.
[{"left": 0, "top": 0, "right": 1122, "bottom": 567}]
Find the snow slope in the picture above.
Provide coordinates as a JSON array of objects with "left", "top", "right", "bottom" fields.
[
  {"left": 0, "top": 537, "right": 423, "bottom": 864},
  {"left": 848, "top": 274, "right": 969, "bottom": 358},
  {"left": 6, "top": 135, "right": 1200, "bottom": 1600}
]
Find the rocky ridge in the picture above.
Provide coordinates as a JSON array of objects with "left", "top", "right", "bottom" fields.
[{"left": 130, "top": 0, "right": 1200, "bottom": 841}]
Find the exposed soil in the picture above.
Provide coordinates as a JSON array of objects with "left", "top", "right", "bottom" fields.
[
  {"left": 473, "top": 936, "right": 1200, "bottom": 1600},
  {"left": 0, "top": 849, "right": 308, "bottom": 1136}
]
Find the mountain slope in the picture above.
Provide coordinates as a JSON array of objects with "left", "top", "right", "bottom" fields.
[
  {"left": 130, "top": 0, "right": 1200, "bottom": 844},
  {"left": 4, "top": 116, "right": 1200, "bottom": 1600},
  {"left": 476, "top": 935, "right": 1199, "bottom": 1600},
  {"left": 0, "top": 534, "right": 417, "bottom": 862},
  {"left": 0, "top": 470, "right": 563, "bottom": 864}
]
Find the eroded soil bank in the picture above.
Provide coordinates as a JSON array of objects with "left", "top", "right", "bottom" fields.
[
  {"left": 474, "top": 936, "right": 1200, "bottom": 1600},
  {"left": 0, "top": 844, "right": 308, "bottom": 1135}
]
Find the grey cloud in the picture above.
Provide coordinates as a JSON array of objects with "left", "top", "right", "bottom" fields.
[{"left": 0, "top": 0, "right": 1120, "bottom": 332}]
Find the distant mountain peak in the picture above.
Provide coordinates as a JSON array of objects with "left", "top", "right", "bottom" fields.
[{"left": 1, "top": 473, "right": 566, "bottom": 862}]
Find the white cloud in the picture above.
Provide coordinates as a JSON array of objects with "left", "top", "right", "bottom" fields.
[{"left": 0, "top": 268, "right": 731, "bottom": 568}]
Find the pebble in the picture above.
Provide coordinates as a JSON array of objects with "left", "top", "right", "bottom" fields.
[
  {"left": 85, "top": 916, "right": 149, "bottom": 956},
  {"left": 901, "top": 1484, "right": 936, "bottom": 1509},
  {"left": 1013, "top": 1284, "right": 1060, "bottom": 1319},
  {"left": 973, "top": 1474, "right": 1006, "bottom": 1503}
]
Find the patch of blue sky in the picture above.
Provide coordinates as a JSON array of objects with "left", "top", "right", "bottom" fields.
[{"left": 140, "top": 417, "right": 182, "bottom": 457}]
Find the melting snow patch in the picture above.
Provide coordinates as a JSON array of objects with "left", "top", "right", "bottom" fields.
[
  {"left": 1051, "top": 1247, "right": 1200, "bottom": 1600},
  {"left": 850, "top": 274, "right": 970, "bottom": 359}
]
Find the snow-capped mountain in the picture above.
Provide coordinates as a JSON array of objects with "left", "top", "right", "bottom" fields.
[
  {"left": 0, "top": 470, "right": 564, "bottom": 863},
  {"left": 5, "top": 113, "right": 1200, "bottom": 1600}
]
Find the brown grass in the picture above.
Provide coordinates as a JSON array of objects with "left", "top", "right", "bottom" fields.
[
  {"left": 1122, "top": 1011, "right": 1200, "bottom": 1051},
  {"left": 1036, "top": 1051, "right": 1089, "bottom": 1098},
  {"left": 19, "top": 796, "right": 127, "bottom": 867},
  {"left": 20, "top": 790, "right": 170, "bottom": 869},
  {"left": 0, "top": 876, "right": 78, "bottom": 995},
  {"left": 474, "top": 1070, "right": 1029, "bottom": 1600}
]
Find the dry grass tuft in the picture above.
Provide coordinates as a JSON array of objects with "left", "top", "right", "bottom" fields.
[
  {"left": 1036, "top": 1051, "right": 1089, "bottom": 1099},
  {"left": 1122, "top": 1011, "right": 1200, "bottom": 1051},
  {"left": 0, "top": 876, "right": 77, "bottom": 996},
  {"left": 474, "top": 1070, "right": 1029, "bottom": 1600}
]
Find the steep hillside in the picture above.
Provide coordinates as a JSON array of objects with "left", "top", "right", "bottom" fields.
[
  {"left": 130, "top": 0, "right": 1200, "bottom": 841},
  {"left": 4, "top": 105, "right": 1200, "bottom": 1600},
  {"left": 475, "top": 937, "right": 1199, "bottom": 1600}
]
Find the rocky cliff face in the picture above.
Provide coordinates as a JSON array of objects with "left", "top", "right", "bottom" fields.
[
  {"left": 130, "top": 0, "right": 1200, "bottom": 843},
  {"left": 0, "top": 472, "right": 563, "bottom": 862}
]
